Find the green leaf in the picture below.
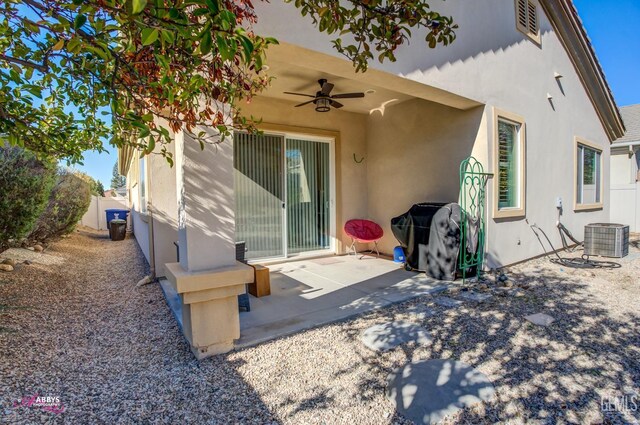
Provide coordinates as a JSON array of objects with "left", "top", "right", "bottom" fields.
[
  {"left": 141, "top": 28, "right": 159, "bottom": 46},
  {"left": 161, "top": 30, "right": 175, "bottom": 44},
  {"left": 132, "top": 0, "right": 147, "bottom": 14},
  {"left": 200, "top": 31, "right": 212, "bottom": 55},
  {"left": 74, "top": 14, "right": 87, "bottom": 30}
]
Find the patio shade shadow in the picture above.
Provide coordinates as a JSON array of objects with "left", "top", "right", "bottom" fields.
[{"left": 386, "top": 359, "right": 495, "bottom": 425}]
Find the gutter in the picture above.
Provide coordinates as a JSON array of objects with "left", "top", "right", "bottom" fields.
[{"left": 611, "top": 141, "right": 640, "bottom": 148}]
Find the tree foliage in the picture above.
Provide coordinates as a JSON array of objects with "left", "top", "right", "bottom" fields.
[
  {"left": 28, "top": 169, "right": 92, "bottom": 242},
  {"left": 75, "top": 170, "right": 105, "bottom": 196},
  {"left": 289, "top": 0, "right": 457, "bottom": 72},
  {"left": 0, "top": 145, "right": 57, "bottom": 252},
  {"left": 1, "top": 0, "right": 456, "bottom": 164},
  {"left": 111, "top": 161, "right": 126, "bottom": 189}
]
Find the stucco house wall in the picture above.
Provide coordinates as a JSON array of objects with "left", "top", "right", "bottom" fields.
[
  {"left": 126, "top": 123, "right": 179, "bottom": 278},
  {"left": 251, "top": 0, "right": 613, "bottom": 266},
  {"left": 366, "top": 99, "right": 487, "bottom": 254}
]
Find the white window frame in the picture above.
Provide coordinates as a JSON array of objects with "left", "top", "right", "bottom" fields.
[
  {"left": 574, "top": 137, "right": 603, "bottom": 211},
  {"left": 138, "top": 154, "right": 148, "bottom": 214},
  {"left": 493, "top": 108, "right": 526, "bottom": 219},
  {"left": 515, "top": 0, "right": 541, "bottom": 44}
]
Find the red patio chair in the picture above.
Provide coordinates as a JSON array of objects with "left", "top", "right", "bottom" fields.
[{"left": 344, "top": 219, "right": 384, "bottom": 259}]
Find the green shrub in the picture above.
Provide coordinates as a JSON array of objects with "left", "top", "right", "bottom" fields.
[
  {"left": 0, "top": 145, "right": 57, "bottom": 252},
  {"left": 28, "top": 170, "right": 92, "bottom": 242}
]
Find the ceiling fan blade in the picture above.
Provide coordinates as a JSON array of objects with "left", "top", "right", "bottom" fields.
[
  {"left": 330, "top": 100, "right": 344, "bottom": 109},
  {"left": 294, "top": 100, "right": 316, "bottom": 107},
  {"left": 331, "top": 92, "right": 365, "bottom": 99},
  {"left": 284, "top": 92, "right": 316, "bottom": 98},
  {"left": 320, "top": 82, "right": 334, "bottom": 96}
]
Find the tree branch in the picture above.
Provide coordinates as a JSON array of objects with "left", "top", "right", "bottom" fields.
[{"left": 0, "top": 54, "right": 48, "bottom": 73}]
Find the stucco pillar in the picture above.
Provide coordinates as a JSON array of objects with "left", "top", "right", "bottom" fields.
[{"left": 166, "top": 127, "right": 253, "bottom": 359}]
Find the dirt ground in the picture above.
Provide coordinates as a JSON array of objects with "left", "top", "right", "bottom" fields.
[{"left": 1, "top": 228, "right": 639, "bottom": 424}]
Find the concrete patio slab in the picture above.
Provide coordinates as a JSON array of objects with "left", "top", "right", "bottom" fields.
[
  {"left": 236, "top": 255, "right": 453, "bottom": 348},
  {"left": 361, "top": 321, "right": 432, "bottom": 352},
  {"left": 386, "top": 359, "right": 495, "bottom": 424}
]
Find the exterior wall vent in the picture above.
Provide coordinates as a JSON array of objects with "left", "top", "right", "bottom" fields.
[{"left": 584, "top": 223, "right": 629, "bottom": 258}]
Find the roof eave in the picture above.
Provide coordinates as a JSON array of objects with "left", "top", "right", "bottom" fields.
[{"left": 540, "top": 0, "right": 625, "bottom": 142}]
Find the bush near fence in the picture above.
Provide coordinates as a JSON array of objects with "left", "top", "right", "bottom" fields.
[
  {"left": 28, "top": 170, "right": 92, "bottom": 243},
  {"left": 0, "top": 145, "right": 57, "bottom": 252}
]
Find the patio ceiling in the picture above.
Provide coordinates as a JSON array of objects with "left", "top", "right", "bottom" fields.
[
  {"left": 261, "top": 60, "right": 414, "bottom": 115},
  {"left": 258, "top": 42, "right": 482, "bottom": 115}
]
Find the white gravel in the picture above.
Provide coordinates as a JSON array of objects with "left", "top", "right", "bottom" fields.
[{"left": 1, "top": 228, "right": 639, "bottom": 424}]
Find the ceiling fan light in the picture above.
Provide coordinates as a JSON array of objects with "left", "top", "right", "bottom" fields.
[{"left": 315, "top": 98, "right": 330, "bottom": 112}]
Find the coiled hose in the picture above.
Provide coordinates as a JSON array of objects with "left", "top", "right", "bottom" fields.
[{"left": 528, "top": 221, "right": 620, "bottom": 269}]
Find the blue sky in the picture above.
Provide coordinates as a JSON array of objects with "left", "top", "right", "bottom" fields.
[
  {"left": 75, "top": 0, "right": 640, "bottom": 185},
  {"left": 574, "top": 0, "right": 640, "bottom": 107}
]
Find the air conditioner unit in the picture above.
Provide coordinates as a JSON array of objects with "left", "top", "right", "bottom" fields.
[{"left": 584, "top": 223, "right": 629, "bottom": 258}]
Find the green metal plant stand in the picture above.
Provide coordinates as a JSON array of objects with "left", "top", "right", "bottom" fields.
[{"left": 458, "top": 156, "right": 492, "bottom": 283}]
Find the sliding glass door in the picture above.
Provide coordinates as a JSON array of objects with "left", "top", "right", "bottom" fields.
[
  {"left": 234, "top": 133, "right": 285, "bottom": 259},
  {"left": 286, "top": 138, "right": 331, "bottom": 254},
  {"left": 234, "top": 132, "right": 333, "bottom": 260}
]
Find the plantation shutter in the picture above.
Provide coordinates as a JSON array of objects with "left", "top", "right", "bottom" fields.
[
  {"left": 498, "top": 120, "right": 519, "bottom": 209},
  {"left": 516, "top": 0, "right": 528, "bottom": 32},
  {"left": 527, "top": 1, "right": 538, "bottom": 34},
  {"left": 516, "top": 0, "right": 539, "bottom": 39}
]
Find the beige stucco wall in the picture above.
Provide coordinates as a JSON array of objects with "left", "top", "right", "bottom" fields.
[
  {"left": 241, "top": 96, "right": 368, "bottom": 253},
  {"left": 126, "top": 122, "right": 179, "bottom": 277},
  {"left": 366, "top": 99, "right": 486, "bottom": 254},
  {"left": 251, "top": 0, "right": 613, "bottom": 266}
]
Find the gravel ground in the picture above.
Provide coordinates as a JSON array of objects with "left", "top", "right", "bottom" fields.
[{"left": 1, "top": 228, "right": 639, "bottom": 424}]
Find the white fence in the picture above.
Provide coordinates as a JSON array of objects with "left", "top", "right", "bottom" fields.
[
  {"left": 80, "top": 195, "right": 129, "bottom": 230},
  {"left": 611, "top": 184, "right": 639, "bottom": 232}
]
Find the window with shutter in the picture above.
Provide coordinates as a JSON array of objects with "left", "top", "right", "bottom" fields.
[
  {"left": 493, "top": 109, "right": 526, "bottom": 218},
  {"left": 515, "top": 0, "right": 540, "bottom": 43},
  {"left": 498, "top": 120, "right": 519, "bottom": 209}
]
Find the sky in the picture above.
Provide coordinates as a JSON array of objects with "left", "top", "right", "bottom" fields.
[
  {"left": 74, "top": 0, "right": 640, "bottom": 185},
  {"left": 573, "top": 0, "right": 640, "bottom": 107}
]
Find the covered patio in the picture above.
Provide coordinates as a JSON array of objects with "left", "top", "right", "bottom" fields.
[
  {"left": 237, "top": 255, "right": 452, "bottom": 347},
  {"left": 160, "top": 255, "right": 452, "bottom": 350},
  {"left": 149, "top": 42, "right": 486, "bottom": 358}
]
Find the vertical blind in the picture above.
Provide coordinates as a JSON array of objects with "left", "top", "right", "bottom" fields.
[
  {"left": 286, "top": 138, "right": 330, "bottom": 254},
  {"left": 234, "top": 132, "right": 285, "bottom": 259},
  {"left": 498, "top": 120, "right": 520, "bottom": 209}
]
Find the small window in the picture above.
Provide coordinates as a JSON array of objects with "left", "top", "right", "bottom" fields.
[
  {"left": 516, "top": 0, "right": 540, "bottom": 43},
  {"left": 139, "top": 156, "right": 147, "bottom": 214},
  {"left": 575, "top": 139, "right": 603, "bottom": 210},
  {"left": 493, "top": 109, "right": 526, "bottom": 218}
]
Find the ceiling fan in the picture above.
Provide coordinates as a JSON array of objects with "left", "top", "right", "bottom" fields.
[{"left": 284, "top": 79, "right": 365, "bottom": 112}]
